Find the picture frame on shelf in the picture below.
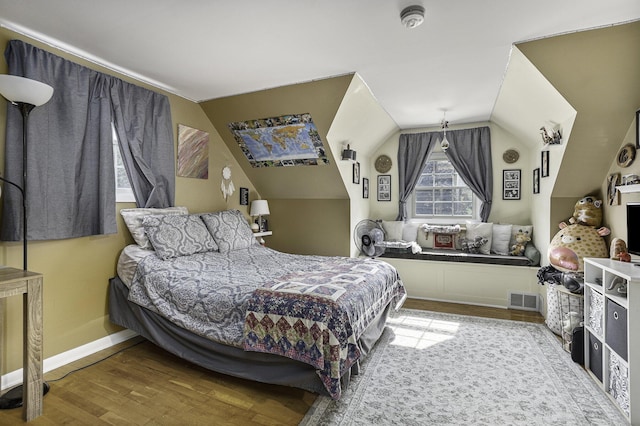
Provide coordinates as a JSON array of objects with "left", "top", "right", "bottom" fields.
[
  {"left": 377, "top": 174, "right": 391, "bottom": 201},
  {"left": 533, "top": 168, "right": 540, "bottom": 194},
  {"left": 353, "top": 161, "right": 360, "bottom": 184},
  {"left": 363, "top": 177, "right": 369, "bottom": 199},
  {"left": 502, "top": 169, "right": 521, "bottom": 200},
  {"left": 541, "top": 150, "right": 550, "bottom": 177}
]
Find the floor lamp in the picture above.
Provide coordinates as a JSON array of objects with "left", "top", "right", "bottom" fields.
[{"left": 0, "top": 74, "right": 54, "bottom": 410}]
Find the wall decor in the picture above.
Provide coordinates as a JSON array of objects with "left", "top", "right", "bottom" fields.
[
  {"left": 533, "top": 168, "right": 540, "bottom": 194},
  {"left": 540, "top": 126, "right": 562, "bottom": 145},
  {"left": 607, "top": 173, "right": 620, "bottom": 206},
  {"left": 220, "top": 166, "right": 235, "bottom": 200},
  {"left": 541, "top": 150, "right": 550, "bottom": 177},
  {"left": 502, "top": 169, "right": 521, "bottom": 200},
  {"left": 374, "top": 154, "right": 392, "bottom": 173},
  {"left": 617, "top": 143, "right": 636, "bottom": 168},
  {"left": 177, "top": 124, "right": 209, "bottom": 179},
  {"left": 636, "top": 109, "right": 640, "bottom": 149},
  {"left": 239, "top": 187, "right": 249, "bottom": 206},
  {"left": 502, "top": 149, "right": 519, "bottom": 164},
  {"left": 227, "top": 113, "right": 328, "bottom": 168},
  {"left": 363, "top": 177, "right": 369, "bottom": 199},
  {"left": 353, "top": 161, "right": 360, "bottom": 184},
  {"left": 377, "top": 175, "right": 391, "bottom": 201}
]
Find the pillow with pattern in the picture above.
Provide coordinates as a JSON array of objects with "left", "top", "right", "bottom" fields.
[
  {"left": 142, "top": 214, "right": 218, "bottom": 260},
  {"left": 460, "top": 236, "right": 488, "bottom": 254},
  {"left": 200, "top": 209, "right": 257, "bottom": 253},
  {"left": 120, "top": 206, "right": 189, "bottom": 249}
]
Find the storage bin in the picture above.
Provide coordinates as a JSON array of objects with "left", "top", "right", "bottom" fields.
[
  {"left": 606, "top": 299, "right": 628, "bottom": 361},
  {"left": 587, "top": 286, "right": 604, "bottom": 337},
  {"left": 545, "top": 283, "right": 584, "bottom": 352},
  {"left": 588, "top": 332, "right": 603, "bottom": 383},
  {"left": 609, "top": 350, "right": 630, "bottom": 417}
]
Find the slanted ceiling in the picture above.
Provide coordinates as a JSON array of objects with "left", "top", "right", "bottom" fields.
[
  {"left": 200, "top": 74, "right": 353, "bottom": 200},
  {"left": 517, "top": 21, "right": 640, "bottom": 198}
]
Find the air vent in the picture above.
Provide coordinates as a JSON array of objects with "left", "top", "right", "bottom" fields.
[{"left": 508, "top": 291, "right": 540, "bottom": 312}]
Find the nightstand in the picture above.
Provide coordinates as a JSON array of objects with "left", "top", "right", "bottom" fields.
[{"left": 253, "top": 231, "right": 272, "bottom": 245}]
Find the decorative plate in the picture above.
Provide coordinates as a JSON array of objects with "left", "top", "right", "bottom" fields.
[
  {"left": 502, "top": 149, "right": 519, "bottom": 164},
  {"left": 375, "top": 155, "right": 392, "bottom": 173},
  {"left": 617, "top": 144, "right": 636, "bottom": 168}
]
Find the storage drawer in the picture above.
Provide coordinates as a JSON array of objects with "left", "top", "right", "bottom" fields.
[
  {"left": 608, "top": 350, "right": 630, "bottom": 417},
  {"left": 587, "top": 287, "right": 603, "bottom": 336},
  {"left": 606, "top": 299, "right": 628, "bottom": 361},
  {"left": 588, "top": 332, "right": 603, "bottom": 383}
]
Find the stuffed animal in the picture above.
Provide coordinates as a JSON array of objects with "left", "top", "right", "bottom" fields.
[
  {"left": 568, "top": 195, "right": 603, "bottom": 227},
  {"left": 510, "top": 230, "right": 531, "bottom": 256},
  {"left": 548, "top": 222, "right": 610, "bottom": 272},
  {"left": 562, "top": 311, "right": 582, "bottom": 333}
]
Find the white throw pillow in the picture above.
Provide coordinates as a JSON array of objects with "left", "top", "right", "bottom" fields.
[
  {"left": 402, "top": 222, "right": 420, "bottom": 242},
  {"left": 491, "top": 224, "right": 513, "bottom": 255},
  {"left": 382, "top": 220, "right": 404, "bottom": 241},
  {"left": 465, "top": 221, "right": 493, "bottom": 255}
]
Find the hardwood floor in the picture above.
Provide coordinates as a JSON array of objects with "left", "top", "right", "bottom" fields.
[{"left": 0, "top": 299, "right": 544, "bottom": 425}]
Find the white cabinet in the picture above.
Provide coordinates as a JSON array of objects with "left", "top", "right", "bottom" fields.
[{"left": 584, "top": 258, "right": 640, "bottom": 423}]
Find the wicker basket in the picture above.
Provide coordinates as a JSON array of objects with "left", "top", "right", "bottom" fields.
[{"left": 545, "top": 283, "right": 584, "bottom": 352}]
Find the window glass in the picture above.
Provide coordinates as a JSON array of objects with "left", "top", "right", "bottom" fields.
[{"left": 113, "top": 125, "right": 135, "bottom": 203}]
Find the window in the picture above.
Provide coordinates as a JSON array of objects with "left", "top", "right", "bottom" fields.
[
  {"left": 412, "top": 153, "right": 476, "bottom": 220},
  {"left": 113, "top": 125, "right": 135, "bottom": 203}
]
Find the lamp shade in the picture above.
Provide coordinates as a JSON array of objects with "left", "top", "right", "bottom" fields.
[
  {"left": 250, "top": 199, "right": 270, "bottom": 216},
  {"left": 0, "top": 75, "right": 54, "bottom": 106}
]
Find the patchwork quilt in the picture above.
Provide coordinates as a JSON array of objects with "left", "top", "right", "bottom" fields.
[{"left": 126, "top": 245, "right": 405, "bottom": 399}]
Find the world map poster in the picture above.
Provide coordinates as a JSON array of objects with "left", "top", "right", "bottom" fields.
[{"left": 228, "top": 113, "right": 329, "bottom": 167}]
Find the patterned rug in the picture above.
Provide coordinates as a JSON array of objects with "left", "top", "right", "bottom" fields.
[{"left": 299, "top": 309, "right": 627, "bottom": 425}]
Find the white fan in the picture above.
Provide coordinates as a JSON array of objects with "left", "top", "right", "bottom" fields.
[{"left": 354, "top": 219, "right": 385, "bottom": 257}]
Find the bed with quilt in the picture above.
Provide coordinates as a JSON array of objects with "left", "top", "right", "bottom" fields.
[{"left": 109, "top": 207, "right": 406, "bottom": 399}]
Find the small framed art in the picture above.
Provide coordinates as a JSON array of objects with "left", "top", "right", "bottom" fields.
[
  {"left": 636, "top": 109, "right": 640, "bottom": 149},
  {"left": 353, "top": 162, "right": 360, "bottom": 184},
  {"left": 377, "top": 175, "right": 391, "bottom": 201},
  {"left": 541, "top": 151, "right": 549, "bottom": 177},
  {"left": 503, "top": 169, "right": 521, "bottom": 200},
  {"left": 239, "top": 187, "right": 249, "bottom": 205},
  {"left": 363, "top": 177, "right": 369, "bottom": 199},
  {"left": 533, "top": 168, "right": 540, "bottom": 194}
]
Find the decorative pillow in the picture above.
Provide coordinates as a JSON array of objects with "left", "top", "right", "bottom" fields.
[
  {"left": 201, "top": 209, "right": 257, "bottom": 253},
  {"left": 381, "top": 220, "right": 404, "bottom": 241},
  {"left": 402, "top": 222, "right": 420, "bottom": 242},
  {"left": 509, "top": 225, "right": 533, "bottom": 251},
  {"left": 142, "top": 214, "right": 218, "bottom": 260},
  {"left": 491, "top": 224, "right": 513, "bottom": 256},
  {"left": 120, "top": 206, "right": 189, "bottom": 249},
  {"left": 460, "top": 236, "right": 488, "bottom": 254},
  {"left": 465, "top": 221, "right": 493, "bottom": 255}
]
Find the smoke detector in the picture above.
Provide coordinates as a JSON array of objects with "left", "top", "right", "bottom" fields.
[{"left": 400, "top": 5, "right": 425, "bottom": 29}]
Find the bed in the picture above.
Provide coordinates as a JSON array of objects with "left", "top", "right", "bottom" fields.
[{"left": 109, "top": 208, "right": 406, "bottom": 399}]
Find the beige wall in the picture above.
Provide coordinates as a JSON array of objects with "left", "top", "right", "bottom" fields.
[{"left": 0, "top": 28, "right": 255, "bottom": 374}]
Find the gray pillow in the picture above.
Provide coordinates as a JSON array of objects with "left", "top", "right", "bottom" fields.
[
  {"left": 142, "top": 214, "right": 218, "bottom": 260},
  {"left": 201, "top": 209, "right": 257, "bottom": 253},
  {"left": 120, "top": 206, "right": 189, "bottom": 249}
]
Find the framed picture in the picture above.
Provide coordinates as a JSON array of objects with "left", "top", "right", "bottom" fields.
[
  {"left": 636, "top": 109, "right": 640, "bottom": 149},
  {"left": 377, "top": 175, "right": 391, "bottom": 201},
  {"left": 502, "top": 169, "right": 521, "bottom": 200},
  {"left": 353, "top": 162, "right": 360, "bottom": 184},
  {"left": 541, "top": 151, "right": 549, "bottom": 177},
  {"left": 363, "top": 177, "right": 369, "bottom": 199},
  {"left": 607, "top": 173, "right": 620, "bottom": 206},
  {"left": 533, "top": 168, "right": 540, "bottom": 194},
  {"left": 239, "top": 187, "right": 249, "bottom": 206}
]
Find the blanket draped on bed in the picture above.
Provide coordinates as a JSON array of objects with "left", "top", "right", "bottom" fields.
[{"left": 126, "top": 246, "right": 405, "bottom": 400}]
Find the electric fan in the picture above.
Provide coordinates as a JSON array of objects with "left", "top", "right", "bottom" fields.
[{"left": 354, "top": 219, "right": 386, "bottom": 257}]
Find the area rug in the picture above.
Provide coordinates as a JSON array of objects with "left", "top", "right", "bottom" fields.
[{"left": 300, "top": 309, "right": 627, "bottom": 426}]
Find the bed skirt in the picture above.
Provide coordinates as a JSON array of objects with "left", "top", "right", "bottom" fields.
[{"left": 108, "top": 276, "right": 391, "bottom": 397}]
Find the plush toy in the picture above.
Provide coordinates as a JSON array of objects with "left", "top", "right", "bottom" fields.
[
  {"left": 510, "top": 230, "right": 531, "bottom": 256},
  {"left": 568, "top": 195, "right": 603, "bottom": 227},
  {"left": 548, "top": 222, "right": 610, "bottom": 272}
]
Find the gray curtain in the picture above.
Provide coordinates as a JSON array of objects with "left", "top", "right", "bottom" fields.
[
  {"left": 395, "top": 132, "right": 438, "bottom": 220},
  {"left": 444, "top": 126, "right": 493, "bottom": 221},
  {"left": 1, "top": 40, "right": 174, "bottom": 241}
]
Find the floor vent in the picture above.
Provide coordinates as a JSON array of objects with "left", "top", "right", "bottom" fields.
[{"left": 508, "top": 292, "right": 540, "bottom": 312}]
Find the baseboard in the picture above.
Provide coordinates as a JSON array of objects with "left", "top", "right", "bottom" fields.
[
  {"left": 1, "top": 328, "right": 138, "bottom": 391},
  {"left": 406, "top": 295, "right": 507, "bottom": 310}
]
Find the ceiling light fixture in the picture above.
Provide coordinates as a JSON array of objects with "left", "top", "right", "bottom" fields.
[
  {"left": 440, "top": 113, "right": 450, "bottom": 151},
  {"left": 400, "top": 5, "right": 425, "bottom": 29}
]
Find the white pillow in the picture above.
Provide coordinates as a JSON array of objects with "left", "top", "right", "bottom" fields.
[
  {"left": 491, "top": 224, "right": 513, "bottom": 255},
  {"left": 465, "top": 221, "right": 493, "bottom": 255},
  {"left": 120, "top": 206, "right": 189, "bottom": 249},
  {"left": 402, "top": 223, "right": 419, "bottom": 242},
  {"left": 381, "top": 221, "right": 404, "bottom": 241}
]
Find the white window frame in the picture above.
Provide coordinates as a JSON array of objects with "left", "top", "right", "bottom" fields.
[
  {"left": 409, "top": 152, "right": 478, "bottom": 223},
  {"left": 113, "top": 125, "right": 136, "bottom": 203}
]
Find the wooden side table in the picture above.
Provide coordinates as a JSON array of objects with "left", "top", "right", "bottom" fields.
[{"left": 0, "top": 267, "right": 43, "bottom": 421}]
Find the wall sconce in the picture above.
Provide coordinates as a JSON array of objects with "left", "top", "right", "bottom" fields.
[
  {"left": 341, "top": 144, "right": 357, "bottom": 161},
  {"left": 540, "top": 126, "right": 562, "bottom": 145}
]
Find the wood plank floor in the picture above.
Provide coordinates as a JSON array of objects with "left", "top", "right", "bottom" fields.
[{"left": 0, "top": 299, "right": 544, "bottom": 425}]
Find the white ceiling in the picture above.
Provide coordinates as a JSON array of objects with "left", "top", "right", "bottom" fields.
[{"left": 0, "top": 1, "right": 638, "bottom": 129}]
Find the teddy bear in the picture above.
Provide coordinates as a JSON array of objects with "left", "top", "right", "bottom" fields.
[
  {"left": 510, "top": 230, "right": 531, "bottom": 256},
  {"left": 568, "top": 195, "right": 603, "bottom": 227}
]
